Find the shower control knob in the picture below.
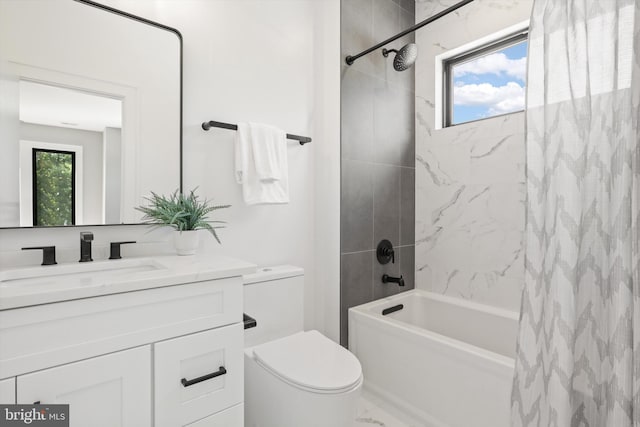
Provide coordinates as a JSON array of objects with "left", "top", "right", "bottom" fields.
[{"left": 377, "top": 239, "right": 395, "bottom": 264}]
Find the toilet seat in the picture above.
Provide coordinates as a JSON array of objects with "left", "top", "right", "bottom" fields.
[{"left": 252, "top": 330, "right": 363, "bottom": 394}]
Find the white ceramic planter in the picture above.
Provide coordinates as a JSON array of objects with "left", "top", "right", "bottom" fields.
[{"left": 173, "top": 230, "right": 200, "bottom": 256}]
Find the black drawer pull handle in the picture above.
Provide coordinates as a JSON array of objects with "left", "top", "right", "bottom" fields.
[{"left": 181, "top": 366, "right": 227, "bottom": 387}]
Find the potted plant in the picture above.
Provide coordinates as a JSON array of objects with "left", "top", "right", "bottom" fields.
[{"left": 136, "top": 189, "right": 230, "bottom": 255}]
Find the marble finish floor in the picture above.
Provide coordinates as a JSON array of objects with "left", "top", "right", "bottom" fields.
[{"left": 354, "top": 395, "right": 417, "bottom": 427}]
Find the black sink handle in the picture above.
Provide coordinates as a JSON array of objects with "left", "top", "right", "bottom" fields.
[
  {"left": 22, "top": 246, "right": 57, "bottom": 266},
  {"left": 109, "top": 241, "right": 137, "bottom": 260}
]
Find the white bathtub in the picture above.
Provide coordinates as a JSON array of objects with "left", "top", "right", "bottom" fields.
[{"left": 348, "top": 289, "right": 518, "bottom": 427}]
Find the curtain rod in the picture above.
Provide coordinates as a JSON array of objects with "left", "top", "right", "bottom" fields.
[{"left": 345, "top": 0, "right": 475, "bottom": 66}]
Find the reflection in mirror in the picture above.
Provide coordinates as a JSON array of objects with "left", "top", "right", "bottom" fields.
[
  {"left": 19, "top": 81, "right": 123, "bottom": 227},
  {"left": 0, "top": 0, "right": 181, "bottom": 228}
]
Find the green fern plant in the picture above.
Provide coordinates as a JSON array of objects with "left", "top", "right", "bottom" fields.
[{"left": 135, "top": 189, "right": 230, "bottom": 244}]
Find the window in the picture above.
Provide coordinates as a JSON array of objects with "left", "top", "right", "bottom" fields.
[
  {"left": 444, "top": 32, "right": 528, "bottom": 126},
  {"left": 32, "top": 148, "right": 76, "bottom": 226}
]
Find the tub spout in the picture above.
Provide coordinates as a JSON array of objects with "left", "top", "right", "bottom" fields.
[{"left": 382, "top": 274, "right": 404, "bottom": 287}]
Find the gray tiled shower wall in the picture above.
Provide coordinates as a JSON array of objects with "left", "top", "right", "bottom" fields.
[{"left": 340, "top": 0, "right": 416, "bottom": 346}]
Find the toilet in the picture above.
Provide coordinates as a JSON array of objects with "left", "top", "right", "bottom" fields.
[{"left": 243, "top": 266, "right": 363, "bottom": 427}]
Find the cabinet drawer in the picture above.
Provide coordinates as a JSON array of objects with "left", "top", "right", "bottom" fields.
[
  {"left": 16, "top": 346, "right": 151, "bottom": 427},
  {"left": 0, "top": 377, "right": 15, "bottom": 404},
  {"left": 154, "top": 324, "right": 243, "bottom": 427},
  {"left": 186, "top": 403, "right": 243, "bottom": 427}
]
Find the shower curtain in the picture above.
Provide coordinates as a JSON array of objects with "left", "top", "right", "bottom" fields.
[{"left": 512, "top": 1, "right": 640, "bottom": 426}]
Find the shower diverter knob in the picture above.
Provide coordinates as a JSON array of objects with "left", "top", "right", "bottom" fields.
[{"left": 377, "top": 239, "right": 395, "bottom": 264}]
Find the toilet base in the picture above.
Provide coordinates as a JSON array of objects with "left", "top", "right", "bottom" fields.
[{"left": 244, "top": 349, "right": 362, "bottom": 427}]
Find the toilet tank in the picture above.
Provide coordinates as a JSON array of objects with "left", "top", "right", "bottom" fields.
[{"left": 243, "top": 265, "right": 304, "bottom": 348}]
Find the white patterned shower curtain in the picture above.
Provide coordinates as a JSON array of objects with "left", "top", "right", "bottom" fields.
[{"left": 511, "top": 1, "right": 640, "bottom": 426}]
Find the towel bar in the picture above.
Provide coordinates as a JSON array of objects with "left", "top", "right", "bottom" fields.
[{"left": 202, "top": 120, "right": 312, "bottom": 145}]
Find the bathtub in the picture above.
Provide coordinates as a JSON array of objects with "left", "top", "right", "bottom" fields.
[{"left": 348, "top": 289, "right": 518, "bottom": 427}]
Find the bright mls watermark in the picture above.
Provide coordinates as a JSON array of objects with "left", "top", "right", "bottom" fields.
[{"left": 0, "top": 405, "right": 68, "bottom": 426}]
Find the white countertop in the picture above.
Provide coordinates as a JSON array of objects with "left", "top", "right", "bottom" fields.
[{"left": 0, "top": 255, "right": 256, "bottom": 310}]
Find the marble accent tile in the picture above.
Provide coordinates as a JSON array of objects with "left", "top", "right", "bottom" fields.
[
  {"left": 427, "top": 266, "right": 524, "bottom": 310},
  {"left": 342, "top": 66, "right": 375, "bottom": 162},
  {"left": 413, "top": 0, "right": 530, "bottom": 311},
  {"left": 470, "top": 133, "right": 525, "bottom": 185},
  {"left": 416, "top": 210, "right": 471, "bottom": 279},
  {"left": 342, "top": 159, "right": 374, "bottom": 253},
  {"left": 400, "top": 167, "right": 415, "bottom": 245},
  {"left": 341, "top": 250, "right": 374, "bottom": 346},
  {"left": 373, "top": 163, "right": 401, "bottom": 246},
  {"left": 415, "top": 0, "right": 458, "bottom": 18},
  {"left": 416, "top": 130, "right": 470, "bottom": 186},
  {"left": 415, "top": 94, "right": 435, "bottom": 142},
  {"left": 415, "top": 179, "right": 525, "bottom": 309},
  {"left": 415, "top": 179, "right": 467, "bottom": 248}
]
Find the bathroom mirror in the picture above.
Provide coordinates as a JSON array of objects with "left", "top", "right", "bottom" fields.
[{"left": 0, "top": 0, "right": 182, "bottom": 228}]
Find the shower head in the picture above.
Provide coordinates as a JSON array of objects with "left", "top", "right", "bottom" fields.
[{"left": 382, "top": 43, "right": 418, "bottom": 71}]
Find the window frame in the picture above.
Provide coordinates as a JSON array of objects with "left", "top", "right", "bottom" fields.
[
  {"left": 443, "top": 30, "right": 529, "bottom": 128},
  {"left": 19, "top": 140, "right": 84, "bottom": 226},
  {"left": 31, "top": 148, "right": 77, "bottom": 226}
]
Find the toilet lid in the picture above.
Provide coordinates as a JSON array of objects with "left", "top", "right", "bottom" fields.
[{"left": 252, "top": 330, "right": 362, "bottom": 393}]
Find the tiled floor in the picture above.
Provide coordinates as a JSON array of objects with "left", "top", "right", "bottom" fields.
[{"left": 353, "top": 395, "right": 415, "bottom": 427}]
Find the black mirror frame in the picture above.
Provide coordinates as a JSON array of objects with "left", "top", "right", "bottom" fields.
[{"left": 0, "top": 0, "right": 183, "bottom": 230}]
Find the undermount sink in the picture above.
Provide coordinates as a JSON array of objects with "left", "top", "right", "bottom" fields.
[
  {"left": 0, "top": 258, "right": 166, "bottom": 289},
  {"left": 0, "top": 254, "right": 257, "bottom": 311}
]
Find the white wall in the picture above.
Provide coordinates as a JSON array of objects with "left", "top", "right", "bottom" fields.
[
  {"left": 0, "top": 0, "right": 341, "bottom": 340},
  {"left": 103, "top": 127, "right": 122, "bottom": 224},
  {"left": 415, "top": 0, "right": 532, "bottom": 311},
  {"left": 311, "top": 0, "right": 341, "bottom": 342}
]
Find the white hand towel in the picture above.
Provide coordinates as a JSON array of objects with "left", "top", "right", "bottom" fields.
[
  {"left": 235, "top": 122, "right": 289, "bottom": 205},
  {"left": 249, "top": 123, "right": 286, "bottom": 182}
]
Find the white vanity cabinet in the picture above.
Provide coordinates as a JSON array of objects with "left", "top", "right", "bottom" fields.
[
  {"left": 17, "top": 346, "right": 151, "bottom": 427},
  {"left": 0, "top": 255, "right": 255, "bottom": 427}
]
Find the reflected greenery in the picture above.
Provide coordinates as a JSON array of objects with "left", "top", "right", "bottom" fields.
[{"left": 34, "top": 150, "right": 74, "bottom": 226}]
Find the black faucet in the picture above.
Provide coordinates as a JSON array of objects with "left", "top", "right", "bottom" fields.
[
  {"left": 79, "top": 232, "right": 94, "bottom": 262},
  {"left": 382, "top": 274, "right": 405, "bottom": 287}
]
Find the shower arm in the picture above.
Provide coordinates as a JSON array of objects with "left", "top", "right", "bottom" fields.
[{"left": 345, "top": 0, "right": 474, "bottom": 66}]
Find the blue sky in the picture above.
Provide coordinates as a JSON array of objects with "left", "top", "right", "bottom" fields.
[{"left": 452, "top": 41, "right": 528, "bottom": 125}]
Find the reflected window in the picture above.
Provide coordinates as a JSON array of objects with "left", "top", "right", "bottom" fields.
[
  {"left": 32, "top": 148, "right": 75, "bottom": 226},
  {"left": 444, "top": 32, "right": 528, "bottom": 126}
]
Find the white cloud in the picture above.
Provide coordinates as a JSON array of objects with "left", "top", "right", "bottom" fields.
[
  {"left": 454, "top": 52, "right": 527, "bottom": 81},
  {"left": 453, "top": 81, "right": 525, "bottom": 115}
]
